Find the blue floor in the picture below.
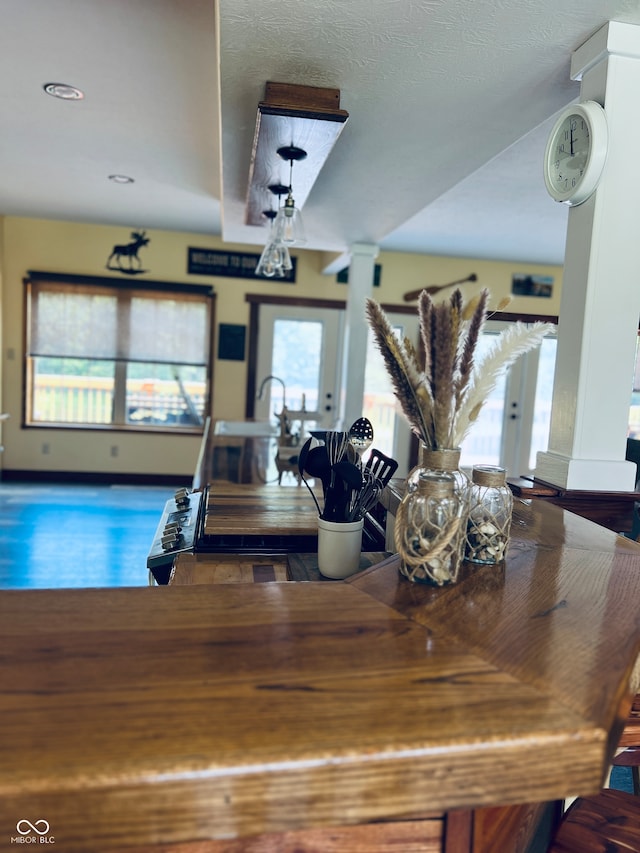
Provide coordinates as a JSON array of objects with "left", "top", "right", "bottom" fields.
[
  {"left": 0, "top": 482, "right": 175, "bottom": 589},
  {"left": 610, "top": 764, "right": 635, "bottom": 794}
]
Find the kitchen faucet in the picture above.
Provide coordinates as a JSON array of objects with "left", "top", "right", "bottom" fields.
[{"left": 256, "top": 375, "right": 287, "bottom": 412}]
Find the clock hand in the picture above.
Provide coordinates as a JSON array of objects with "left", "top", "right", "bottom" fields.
[{"left": 569, "top": 125, "right": 574, "bottom": 156}]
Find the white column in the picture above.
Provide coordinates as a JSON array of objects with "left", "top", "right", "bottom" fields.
[
  {"left": 340, "top": 242, "right": 379, "bottom": 431},
  {"left": 536, "top": 21, "right": 640, "bottom": 491}
]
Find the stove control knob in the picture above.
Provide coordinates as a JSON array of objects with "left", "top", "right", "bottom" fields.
[
  {"left": 161, "top": 533, "right": 182, "bottom": 551},
  {"left": 174, "top": 488, "right": 191, "bottom": 508}
]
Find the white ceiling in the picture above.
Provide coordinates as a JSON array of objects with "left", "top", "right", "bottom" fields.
[{"left": 3, "top": 1, "right": 640, "bottom": 268}]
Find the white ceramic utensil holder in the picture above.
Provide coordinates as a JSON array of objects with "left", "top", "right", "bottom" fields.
[{"left": 317, "top": 517, "right": 364, "bottom": 579}]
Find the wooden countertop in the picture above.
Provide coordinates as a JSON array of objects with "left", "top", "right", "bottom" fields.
[
  {"left": 202, "top": 480, "right": 320, "bottom": 537},
  {"left": 2, "top": 497, "right": 640, "bottom": 850}
]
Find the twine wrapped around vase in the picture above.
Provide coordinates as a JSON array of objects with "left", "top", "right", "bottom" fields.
[{"left": 395, "top": 472, "right": 465, "bottom": 585}]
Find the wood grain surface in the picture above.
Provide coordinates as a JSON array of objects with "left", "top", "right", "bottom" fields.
[
  {"left": 1, "top": 497, "right": 640, "bottom": 851},
  {"left": 548, "top": 788, "right": 640, "bottom": 851},
  {"left": 170, "top": 553, "right": 289, "bottom": 584},
  {"left": 203, "top": 482, "right": 320, "bottom": 536},
  {"left": 105, "top": 817, "right": 443, "bottom": 853}
]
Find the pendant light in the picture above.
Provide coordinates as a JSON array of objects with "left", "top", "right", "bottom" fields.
[
  {"left": 256, "top": 185, "right": 292, "bottom": 278},
  {"left": 255, "top": 237, "right": 292, "bottom": 278},
  {"left": 273, "top": 146, "right": 307, "bottom": 245}
]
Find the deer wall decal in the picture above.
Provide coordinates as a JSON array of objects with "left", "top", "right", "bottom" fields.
[{"left": 106, "top": 231, "right": 150, "bottom": 274}]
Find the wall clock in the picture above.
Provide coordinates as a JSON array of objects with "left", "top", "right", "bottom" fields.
[{"left": 543, "top": 100, "right": 608, "bottom": 206}]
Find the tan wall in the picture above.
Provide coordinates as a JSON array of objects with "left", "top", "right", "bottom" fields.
[{"left": 0, "top": 215, "right": 562, "bottom": 478}]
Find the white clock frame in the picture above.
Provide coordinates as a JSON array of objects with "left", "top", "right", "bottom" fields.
[{"left": 543, "top": 100, "right": 608, "bottom": 206}]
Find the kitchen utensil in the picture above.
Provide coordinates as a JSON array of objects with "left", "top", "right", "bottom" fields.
[
  {"left": 326, "top": 431, "right": 349, "bottom": 469},
  {"left": 332, "top": 459, "right": 363, "bottom": 490},
  {"left": 364, "top": 448, "right": 398, "bottom": 484},
  {"left": 347, "top": 469, "right": 382, "bottom": 521},
  {"left": 297, "top": 437, "right": 321, "bottom": 515},
  {"left": 359, "top": 477, "right": 385, "bottom": 517},
  {"left": 326, "top": 458, "right": 363, "bottom": 522},
  {"left": 348, "top": 417, "right": 374, "bottom": 458},
  {"left": 322, "top": 458, "right": 362, "bottom": 521},
  {"left": 304, "top": 445, "right": 332, "bottom": 494},
  {"left": 322, "top": 431, "right": 351, "bottom": 520}
]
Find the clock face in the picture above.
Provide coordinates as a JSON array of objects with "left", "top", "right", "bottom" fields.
[
  {"left": 547, "top": 113, "right": 590, "bottom": 195},
  {"left": 543, "top": 101, "right": 608, "bottom": 206}
]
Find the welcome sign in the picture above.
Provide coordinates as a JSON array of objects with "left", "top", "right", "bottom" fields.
[{"left": 188, "top": 248, "right": 296, "bottom": 282}]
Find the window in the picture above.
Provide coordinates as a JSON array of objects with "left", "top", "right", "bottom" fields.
[
  {"left": 629, "top": 331, "right": 640, "bottom": 439},
  {"left": 25, "top": 273, "right": 213, "bottom": 431},
  {"left": 459, "top": 320, "right": 558, "bottom": 476}
]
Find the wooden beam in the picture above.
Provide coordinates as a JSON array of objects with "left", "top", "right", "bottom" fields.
[{"left": 245, "top": 82, "right": 349, "bottom": 227}]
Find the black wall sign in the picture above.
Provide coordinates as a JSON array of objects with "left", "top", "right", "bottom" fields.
[
  {"left": 336, "top": 263, "right": 381, "bottom": 287},
  {"left": 188, "top": 248, "right": 296, "bottom": 282},
  {"left": 218, "top": 324, "right": 246, "bottom": 361}
]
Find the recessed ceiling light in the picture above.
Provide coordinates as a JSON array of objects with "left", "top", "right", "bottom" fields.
[
  {"left": 43, "top": 82, "right": 84, "bottom": 100},
  {"left": 108, "top": 174, "right": 135, "bottom": 184}
]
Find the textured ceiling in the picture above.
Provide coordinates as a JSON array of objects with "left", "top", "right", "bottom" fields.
[{"left": 3, "top": 1, "right": 640, "bottom": 266}]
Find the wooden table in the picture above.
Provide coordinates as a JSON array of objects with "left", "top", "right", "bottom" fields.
[{"left": 2, "top": 498, "right": 640, "bottom": 851}]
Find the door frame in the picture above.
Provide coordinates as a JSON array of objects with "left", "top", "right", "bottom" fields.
[
  {"left": 244, "top": 294, "right": 557, "bottom": 476},
  {"left": 245, "top": 294, "right": 346, "bottom": 418}
]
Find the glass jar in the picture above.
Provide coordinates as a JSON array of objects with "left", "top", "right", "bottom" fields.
[
  {"left": 395, "top": 471, "right": 465, "bottom": 586},
  {"left": 407, "top": 446, "right": 470, "bottom": 506},
  {"left": 465, "top": 466, "right": 513, "bottom": 565}
]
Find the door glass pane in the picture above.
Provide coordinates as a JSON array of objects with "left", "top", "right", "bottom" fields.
[
  {"left": 629, "top": 334, "right": 640, "bottom": 438},
  {"left": 258, "top": 318, "right": 325, "bottom": 484},
  {"left": 529, "top": 337, "right": 557, "bottom": 469},
  {"left": 459, "top": 335, "right": 506, "bottom": 469},
  {"left": 363, "top": 325, "right": 401, "bottom": 463},
  {"left": 363, "top": 315, "right": 419, "bottom": 476},
  {"left": 271, "top": 318, "right": 323, "bottom": 415}
]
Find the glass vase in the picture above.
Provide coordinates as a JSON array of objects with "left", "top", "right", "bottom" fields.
[
  {"left": 395, "top": 471, "right": 465, "bottom": 586},
  {"left": 407, "top": 446, "right": 470, "bottom": 505},
  {"left": 465, "top": 465, "right": 513, "bottom": 565}
]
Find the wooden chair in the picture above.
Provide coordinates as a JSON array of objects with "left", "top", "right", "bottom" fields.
[
  {"left": 547, "top": 788, "right": 640, "bottom": 851},
  {"left": 548, "top": 692, "right": 640, "bottom": 850},
  {"left": 610, "top": 691, "right": 640, "bottom": 796}
]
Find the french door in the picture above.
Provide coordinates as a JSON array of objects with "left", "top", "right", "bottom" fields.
[
  {"left": 362, "top": 311, "right": 419, "bottom": 476},
  {"left": 254, "top": 303, "right": 557, "bottom": 480},
  {"left": 458, "top": 321, "right": 558, "bottom": 476},
  {"left": 254, "top": 304, "right": 344, "bottom": 432},
  {"left": 362, "top": 317, "right": 558, "bottom": 478}
]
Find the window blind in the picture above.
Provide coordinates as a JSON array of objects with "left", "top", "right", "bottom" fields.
[{"left": 27, "top": 280, "right": 211, "bottom": 366}]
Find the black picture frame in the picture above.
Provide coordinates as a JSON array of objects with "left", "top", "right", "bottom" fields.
[
  {"left": 336, "top": 263, "right": 381, "bottom": 287},
  {"left": 218, "top": 324, "right": 246, "bottom": 361}
]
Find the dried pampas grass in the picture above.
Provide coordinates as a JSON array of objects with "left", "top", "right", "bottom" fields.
[{"left": 366, "top": 288, "right": 553, "bottom": 451}]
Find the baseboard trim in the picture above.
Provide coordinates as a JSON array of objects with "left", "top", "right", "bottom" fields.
[{"left": 0, "top": 469, "right": 190, "bottom": 487}]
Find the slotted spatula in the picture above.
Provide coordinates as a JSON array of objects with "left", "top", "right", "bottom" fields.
[{"left": 363, "top": 448, "right": 398, "bottom": 486}]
